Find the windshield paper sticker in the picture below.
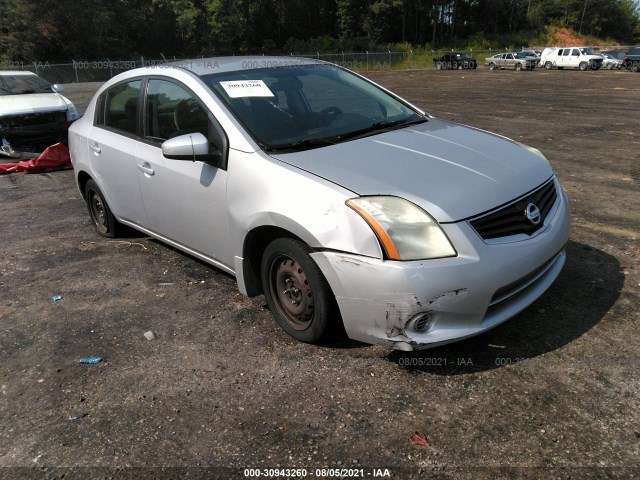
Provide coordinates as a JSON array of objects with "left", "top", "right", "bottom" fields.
[{"left": 220, "top": 80, "right": 274, "bottom": 98}]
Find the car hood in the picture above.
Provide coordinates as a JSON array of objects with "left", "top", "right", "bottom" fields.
[
  {"left": 0, "top": 93, "right": 68, "bottom": 116},
  {"left": 269, "top": 118, "right": 553, "bottom": 222}
]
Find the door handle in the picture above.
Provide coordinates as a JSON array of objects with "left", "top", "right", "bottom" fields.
[
  {"left": 137, "top": 163, "right": 155, "bottom": 176},
  {"left": 89, "top": 144, "right": 101, "bottom": 154}
]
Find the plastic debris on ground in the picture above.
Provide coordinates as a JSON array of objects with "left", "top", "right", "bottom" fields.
[
  {"left": 409, "top": 431, "right": 429, "bottom": 446},
  {"left": 79, "top": 357, "right": 103, "bottom": 364},
  {"left": 52, "top": 295, "right": 62, "bottom": 301},
  {"left": 0, "top": 143, "right": 72, "bottom": 175},
  {"left": 68, "top": 412, "right": 87, "bottom": 421},
  {"left": 144, "top": 331, "right": 156, "bottom": 341}
]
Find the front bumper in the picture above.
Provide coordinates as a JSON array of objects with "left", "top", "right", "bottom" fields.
[
  {"left": 0, "top": 112, "right": 71, "bottom": 152},
  {"left": 311, "top": 180, "right": 571, "bottom": 351}
]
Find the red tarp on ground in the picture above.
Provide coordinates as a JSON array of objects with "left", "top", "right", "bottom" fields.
[{"left": 0, "top": 143, "right": 72, "bottom": 175}]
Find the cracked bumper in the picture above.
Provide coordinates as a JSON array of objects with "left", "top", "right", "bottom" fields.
[{"left": 311, "top": 184, "right": 571, "bottom": 351}]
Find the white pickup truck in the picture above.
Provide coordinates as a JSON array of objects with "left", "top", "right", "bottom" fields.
[{"left": 540, "top": 47, "right": 603, "bottom": 70}]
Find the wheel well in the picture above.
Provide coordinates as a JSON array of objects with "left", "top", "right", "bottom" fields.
[
  {"left": 77, "top": 171, "right": 92, "bottom": 199},
  {"left": 242, "top": 226, "right": 302, "bottom": 297}
]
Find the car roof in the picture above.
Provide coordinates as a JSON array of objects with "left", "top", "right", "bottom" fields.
[{"left": 164, "top": 56, "right": 323, "bottom": 76}]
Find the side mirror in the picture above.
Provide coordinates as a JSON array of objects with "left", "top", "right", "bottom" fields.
[
  {"left": 161, "top": 133, "right": 219, "bottom": 163},
  {"left": 52, "top": 84, "right": 64, "bottom": 93}
]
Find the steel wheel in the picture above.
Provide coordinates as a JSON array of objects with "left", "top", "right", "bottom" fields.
[
  {"left": 488, "top": 62, "right": 496, "bottom": 70},
  {"left": 84, "top": 179, "right": 120, "bottom": 238},
  {"left": 261, "top": 238, "right": 339, "bottom": 343},
  {"left": 516, "top": 62, "right": 522, "bottom": 71},
  {"left": 272, "top": 256, "right": 314, "bottom": 330},
  {"left": 545, "top": 61, "right": 552, "bottom": 70}
]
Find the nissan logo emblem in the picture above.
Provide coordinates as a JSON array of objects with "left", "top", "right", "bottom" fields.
[{"left": 525, "top": 203, "right": 541, "bottom": 225}]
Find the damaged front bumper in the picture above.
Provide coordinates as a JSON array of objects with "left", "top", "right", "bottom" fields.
[
  {"left": 311, "top": 185, "right": 571, "bottom": 351},
  {"left": 0, "top": 111, "right": 71, "bottom": 152}
]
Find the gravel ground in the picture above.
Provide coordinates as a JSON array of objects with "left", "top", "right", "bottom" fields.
[{"left": 0, "top": 69, "right": 639, "bottom": 479}]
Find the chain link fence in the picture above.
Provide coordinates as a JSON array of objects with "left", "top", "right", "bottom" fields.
[{"left": 3, "top": 46, "right": 631, "bottom": 84}]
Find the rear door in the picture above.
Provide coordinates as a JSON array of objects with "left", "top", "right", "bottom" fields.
[{"left": 88, "top": 79, "right": 149, "bottom": 227}]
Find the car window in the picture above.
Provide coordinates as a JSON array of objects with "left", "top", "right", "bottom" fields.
[
  {"left": 563, "top": 50, "right": 571, "bottom": 56},
  {"left": 0, "top": 73, "right": 52, "bottom": 95},
  {"left": 572, "top": 49, "right": 580, "bottom": 56},
  {"left": 144, "top": 79, "right": 209, "bottom": 143},
  {"left": 97, "top": 80, "right": 142, "bottom": 136},
  {"left": 506, "top": 54, "right": 514, "bottom": 59}
]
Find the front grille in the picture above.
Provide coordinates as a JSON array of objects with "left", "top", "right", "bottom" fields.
[
  {"left": 0, "top": 111, "right": 67, "bottom": 128},
  {"left": 469, "top": 179, "right": 557, "bottom": 240}
]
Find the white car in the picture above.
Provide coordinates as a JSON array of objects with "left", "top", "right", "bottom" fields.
[
  {"left": 0, "top": 71, "right": 79, "bottom": 152},
  {"left": 598, "top": 53, "right": 623, "bottom": 69},
  {"left": 69, "top": 57, "right": 570, "bottom": 351}
]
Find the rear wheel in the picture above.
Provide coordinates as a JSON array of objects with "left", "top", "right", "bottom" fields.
[
  {"left": 435, "top": 62, "right": 442, "bottom": 70},
  {"left": 84, "top": 179, "right": 121, "bottom": 238},
  {"left": 488, "top": 62, "right": 496, "bottom": 71},
  {"left": 261, "top": 238, "right": 339, "bottom": 343},
  {"left": 632, "top": 61, "right": 640, "bottom": 72}
]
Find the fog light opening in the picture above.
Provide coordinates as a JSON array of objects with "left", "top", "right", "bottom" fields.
[{"left": 409, "top": 312, "right": 434, "bottom": 333}]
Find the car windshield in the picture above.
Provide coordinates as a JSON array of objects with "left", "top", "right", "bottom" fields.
[
  {"left": 0, "top": 73, "right": 53, "bottom": 95},
  {"left": 580, "top": 48, "right": 594, "bottom": 55},
  {"left": 201, "top": 65, "right": 425, "bottom": 151},
  {"left": 515, "top": 52, "right": 529, "bottom": 59}
]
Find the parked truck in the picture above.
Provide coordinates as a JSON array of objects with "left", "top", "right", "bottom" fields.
[{"left": 540, "top": 47, "right": 603, "bottom": 70}]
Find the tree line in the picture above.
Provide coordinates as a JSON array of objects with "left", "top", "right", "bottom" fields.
[{"left": 1, "top": 0, "right": 638, "bottom": 62}]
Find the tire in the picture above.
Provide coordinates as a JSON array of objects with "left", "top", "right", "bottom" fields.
[
  {"left": 545, "top": 61, "right": 553, "bottom": 70},
  {"left": 457, "top": 63, "right": 464, "bottom": 70},
  {"left": 515, "top": 62, "right": 522, "bottom": 71},
  {"left": 261, "top": 238, "right": 339, "bottom": 343},
  {"left": 84, "top": 179, "right": 121, "bottom": 238},
  {"left": 435, "top": 61, "right": 442, "bottom": 70},
  {"left": 579, "top": 62, "right": 588, "bottom": 71},
  {"left": 633, "top": 61, "right": 640, "bottom": 72},
  {"left": 488, "top": 62, "right": 496, "bottom": 71}
]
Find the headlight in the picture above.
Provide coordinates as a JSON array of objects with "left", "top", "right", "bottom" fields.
[
  {"left": 346, "top": 196, "right": 456, "bottom": 260},
  {"left": 65, "top": 100, "right": 80, "bottom": 121}
]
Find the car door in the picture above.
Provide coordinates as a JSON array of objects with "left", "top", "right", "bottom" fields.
[
  {"left": 88, "top": 79, "right": 149, "bottom": 227},
  {"left": 504, "top": 53, "right": 516, "bottom": 69},
  {"left": 135, "top": 77, "right": 232, "bottom": 267}
]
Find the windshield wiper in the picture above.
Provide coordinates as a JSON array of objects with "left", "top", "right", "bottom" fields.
[
  {"left": 264, "top": 137, "right": 336, "bottom": 153},
  {"left": 336, "top": 117, "right": 427, "bottom": 143}
]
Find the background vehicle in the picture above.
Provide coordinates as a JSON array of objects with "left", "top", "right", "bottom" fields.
[
  {"left": 598, "top": 53, "right": 622, "bottom": 69},
  {"left": 485, "top": 52, "right": 538, "bottom": 71},
  {"left": 521, "top": 49, "right": 542, "bottom": 58},
  {"left": 622, "top": 46, "right": 640, "bottom": 71},
  {"left": 0, "top": 71, "right": 79, "bottom": 152},
  {"left": 540, "top": 47, "right": 603, "bottom": 70},
  {"left": 433, "top": 52, "right": 478, "bottom": 70}
]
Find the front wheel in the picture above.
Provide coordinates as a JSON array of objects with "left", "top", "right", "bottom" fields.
[
  {"left": 84, "top": 179, "right": 121, "bottom": 237},
  {"left": 579, "top": 61, "right": 588, "bottom": 71},
  {"left": 545, "top": 61, "right": 553, "bottom": 70},
  {"left": 261, "top": 238, "right": 339, "bottom": 343},
  {"left": 515, "top": 62, "right": 522, "bottom": 71}
]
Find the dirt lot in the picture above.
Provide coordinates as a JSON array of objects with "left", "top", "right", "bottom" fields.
[{"left": 1, "top": 69, "right": 639, "bottom": 479}]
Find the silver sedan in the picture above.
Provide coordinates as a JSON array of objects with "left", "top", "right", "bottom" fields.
[{"left": 69, "top": 57, "right": 570, "bottom": 351}]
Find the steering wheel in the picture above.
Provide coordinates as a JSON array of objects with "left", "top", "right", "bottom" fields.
[{"left": 312, "top": 106, "right": 343, "bottom": 127}]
